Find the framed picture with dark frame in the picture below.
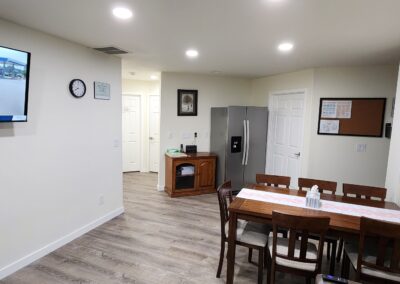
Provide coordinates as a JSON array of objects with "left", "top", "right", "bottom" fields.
[{"left": 177, "top": 89, "right": 198, "bottom": 116}]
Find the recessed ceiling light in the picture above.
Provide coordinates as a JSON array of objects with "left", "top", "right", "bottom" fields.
[
  {"left": 278, "top": 42, "right": 294, "bottom": 52},
  {"left": 186, "top": 49, "right": 199, "bottom": 58},
  {"left": 112, "top": 7, "right": 133, "bottom": 20},
  {"left": 150, "top": 75, "right": 158, "bottom": 80}
]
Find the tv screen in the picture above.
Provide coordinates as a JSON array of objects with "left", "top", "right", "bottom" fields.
[{"left": 0, "top": 45, "right": 30, "bottom": 122}]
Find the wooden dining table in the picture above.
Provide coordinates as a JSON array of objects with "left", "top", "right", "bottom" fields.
[{"left": 226, "top": 184, "right": 400, "bottom": 284}]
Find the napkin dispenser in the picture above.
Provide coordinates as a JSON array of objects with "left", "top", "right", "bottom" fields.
[{"left": 306, "top": 185, "right": 321, "bottom": 209}]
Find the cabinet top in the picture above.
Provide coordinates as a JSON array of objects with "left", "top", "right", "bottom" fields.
[{"left": 165, "top": 152, "right": 217, "bottom": 160}]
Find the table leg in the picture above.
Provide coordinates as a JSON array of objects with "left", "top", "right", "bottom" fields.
[{"left": 226, "top": 212, "right": 237, "bottom": 284}]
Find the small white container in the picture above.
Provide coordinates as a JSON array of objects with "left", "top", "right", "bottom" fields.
[{"left": 305, "top": 185, "right": 321, "bottom": 209}]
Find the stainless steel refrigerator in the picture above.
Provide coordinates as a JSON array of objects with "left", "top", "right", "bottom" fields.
[{"left": 210, "top": 106, "right": 268, "bottom": 190}]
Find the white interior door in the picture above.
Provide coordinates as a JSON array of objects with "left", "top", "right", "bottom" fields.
[
  {"left": 122, "top": 95, "right": 141, "bottom": 172},
  {"left": 266, "top": 91, "right": 305, "bottom": 187},
  {"left": 149, "top": 95, "right": 160, "bottom": 173}
]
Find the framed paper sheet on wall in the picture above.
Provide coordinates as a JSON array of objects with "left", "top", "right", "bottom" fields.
[{"left": 94, "top": 81, "right": 111, "bottom": 100}]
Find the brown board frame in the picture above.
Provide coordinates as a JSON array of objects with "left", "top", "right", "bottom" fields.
[{"left": 317, "top": 97, "right": 386, "bottom": 137}]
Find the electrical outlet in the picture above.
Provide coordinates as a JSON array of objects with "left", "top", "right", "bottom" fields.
[
  {"left": 99, "top": 195, "right": 104, "bottom": 206},
  {"left": 356, "top": 144, "right": 367, "bottom": 153}
]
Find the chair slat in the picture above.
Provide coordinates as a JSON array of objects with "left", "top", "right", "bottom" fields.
[
  {"left": 287, "top": 229, "right": 297, "bottom": 258},
  {"left": 390, "top": 240, "right": 400, "bottom": 270},
  {"left": 300, "top": 231, "right": 309, "bottom": 259},
  {"left": 376, "top": 237, "right": 389, "bottom": 267}
]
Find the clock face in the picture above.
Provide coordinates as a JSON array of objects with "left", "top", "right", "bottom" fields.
[{"left": 69, "top": 79, "right": 86, "bottom": 98}]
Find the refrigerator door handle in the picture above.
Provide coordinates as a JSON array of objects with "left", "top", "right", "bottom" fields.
[
  {"left": 242, "top": 120, "right": 247, "bottom": 165},
  {"left": 245, "top": 120, "right": 250, "bottom": 165}
]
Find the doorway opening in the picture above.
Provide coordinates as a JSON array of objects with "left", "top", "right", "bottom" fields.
[{"left": 122, "top": 78, "right": 161, "bottom": 179}]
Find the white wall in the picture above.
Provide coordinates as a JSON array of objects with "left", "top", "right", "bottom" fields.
[
  {"left": 309, "top": 66, "right": 397, "bottom": 194},
  {"left": 0, "top": 20, "right": 123, "bottom": 278},
  {"left": 122, "top": 79, "right": 160, "bottom": 172},
  {"left": 158, "top": 72, "right": 251, "bottom": 190},
  {"left": 386, "top": 64, "right": 400, "bottom": 204},
  {"left": 251, "top": 65, "right": 398, "bottom": 196}
]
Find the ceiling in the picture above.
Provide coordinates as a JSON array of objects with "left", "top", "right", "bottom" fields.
[{"left": 0, "top": 0, "right": 400, "bottom": 79}]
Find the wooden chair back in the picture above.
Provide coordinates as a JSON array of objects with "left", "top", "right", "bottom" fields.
[
  {"left": 217, "top": 181, "right": 233, "bottom": 240},
  {"left": 298, "top": 178, "right": 337, "bottom": 195},
  {"left": 271, "top": 211, "right": 330, "bottom": 272},
  {"left": 356, "top": 217, "right": 400, "bottom": 281},
  {"left": 256, "top": 174, "right": 291, "bottom": 188},
  {"left": 343, "top": 183, "right": 386, "bottom": 201}
]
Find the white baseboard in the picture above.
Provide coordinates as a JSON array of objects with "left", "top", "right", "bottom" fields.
[{"left": 0, "top": 207, "right": 124, "bottom": 280}]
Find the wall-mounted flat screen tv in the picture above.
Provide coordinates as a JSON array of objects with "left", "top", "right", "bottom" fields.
[{"left": 0, "top": 45, "right": 30, "bottom": 122}]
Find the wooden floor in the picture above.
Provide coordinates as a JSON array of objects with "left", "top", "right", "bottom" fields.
[{"left": 2, "top": 173, "right": 344, "bottom": 284}]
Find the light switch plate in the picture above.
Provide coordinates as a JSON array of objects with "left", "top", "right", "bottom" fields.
[{"left": 356, "top": 144, "right": 367, "bottom": 153}]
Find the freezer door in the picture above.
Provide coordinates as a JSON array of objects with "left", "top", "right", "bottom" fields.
[
  {"left": 210, "top": 107, "right": 228, "bottom": 188},
  {"left": 226, "top": 106, "right": 247, "bottom": 190},
  {"left": 244, "top": 107, "right": 268, "bottom": 185}
]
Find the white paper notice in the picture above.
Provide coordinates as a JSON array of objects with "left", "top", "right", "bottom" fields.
[
  {"left": 320, "top": 120, "right": 339, "bottom": 134},
  {"left": 336, "top": 101, "right": 352, "bottom": 119},
  {"left": 321, "top": 101, "right": 337, "bottom": 118}
]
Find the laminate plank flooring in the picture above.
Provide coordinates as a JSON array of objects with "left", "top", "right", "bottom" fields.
[{"left": 2, "top": 173, "right": 344, "bottom": 283}]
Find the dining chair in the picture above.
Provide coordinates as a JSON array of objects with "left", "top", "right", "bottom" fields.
[
  {"left": 336, "top": 183, "right": 387, "bottom": 263},
  {"left": 216, "top": 181, "right": 270, "bottom": 284},
  {"left": 256, "top": 174, "right": 291, "bottom": 188},
  {"left": 267, "top": 211, "right": 330, "bottom": 284},
  {"left": 341, "top": 216, "right": 400, "bottom": 283},
  {"left": 256, "top": 174, "right": 290, "bottom": 238},
  {"left": 298, "top": 177, "right": 338, "bottom": 273},
  {"left": 298, "top": 177, "right": 337, "bottom": 195},
  {"left": 343, "top": 183, "right": 387, "bottom": 201}
]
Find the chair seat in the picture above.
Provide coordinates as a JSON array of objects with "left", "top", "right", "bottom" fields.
[
  {"left": 344, "top": 242, "right": 400, "bottom": 282},
  {"left": 225, "top": 221, "right": 269, "bottom": 247},
  {"left": 238, "top": 222, "right": 269, "bottom": 247},
  {"left": 268, "top": 236, "right": 318, "bottom": 271}
]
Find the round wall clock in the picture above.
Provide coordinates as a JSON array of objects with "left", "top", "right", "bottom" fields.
[{"left": 69, "top": 79, "right": 86, "bottom": 98}]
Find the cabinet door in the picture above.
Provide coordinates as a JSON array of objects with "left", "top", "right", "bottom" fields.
[{"left": 198, "top": 159, "right": 215, "bottom": 189}]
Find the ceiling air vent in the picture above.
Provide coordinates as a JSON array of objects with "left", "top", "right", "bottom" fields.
[{"left": 93, "top": 46, "right": 128, "bottom": 55}]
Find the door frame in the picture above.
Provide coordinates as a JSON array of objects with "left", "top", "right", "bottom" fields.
[
  {"left": 266, "top": 89, "right": 309, "bottom": 182},
  {"left": 148, "top": 95, "right": 160, "bottom": 173},
  {"left": 122, "top": 93, "right": 142, "bottom": 172}
]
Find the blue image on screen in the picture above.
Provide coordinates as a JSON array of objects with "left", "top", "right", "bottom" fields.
[{"left": 0, "top": 46, "right": 30, "bottom": 122}]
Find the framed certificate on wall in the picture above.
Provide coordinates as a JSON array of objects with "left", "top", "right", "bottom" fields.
[{"left": 94, "top": 81, "right": 111, "bottom": 100}]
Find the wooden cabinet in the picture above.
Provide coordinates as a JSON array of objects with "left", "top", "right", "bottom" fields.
[{"left": 165, "top": 153, "right": 217, "bottom": 197}]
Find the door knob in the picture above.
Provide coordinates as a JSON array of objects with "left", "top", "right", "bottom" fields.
[{"left": 295, "top": 152, "right": 301, "bottom": 157}]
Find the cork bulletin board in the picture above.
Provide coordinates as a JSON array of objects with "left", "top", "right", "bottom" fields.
[{"left": 317, "top": 98, "right": 386, "bottom": 137}]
